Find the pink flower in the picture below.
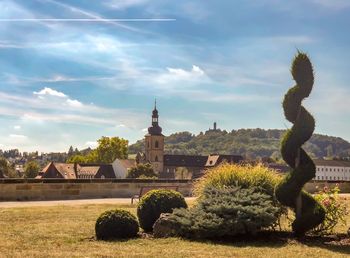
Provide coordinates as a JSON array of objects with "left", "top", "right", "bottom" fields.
[{"left": 322, "top": 199, "right": 330, "bottom": 207}]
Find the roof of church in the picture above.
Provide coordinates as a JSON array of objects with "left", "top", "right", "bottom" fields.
[
  {"left": 164, "top": 154, "right": 208, "bottom": 167},
  {"left": 313, "top": 159, "right": 350, "bottom": 167}
]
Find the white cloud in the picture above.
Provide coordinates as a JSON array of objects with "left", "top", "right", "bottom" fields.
[
  {"left": 106, "top": 0, "right": 149, "bottom": 9},
  {"left": 85, "top": 141, "right": 98, "bottom": 148},
  {"left": 142, "top": 128, "right": 148, "bottom": 132},
  {"left": 66, "top": 99, "right": 83, "bottom": 108},
  {"left": 33, "top": 87, "right": 67, "bottom": 98},
  {"left": 155, "top": 65, "right": 207, "bottom": 84},
  {"left": 14, "top": 125, "right": 21, "bottom": 130},
  {"left": 9, "top": 134, "right": 27, "bottom": 139}
]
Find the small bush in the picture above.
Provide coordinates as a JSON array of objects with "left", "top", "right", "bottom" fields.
[
  {"left": 159, "top": 186, "right": 280, "bottom": 239},
  {"left": 194, "top": 163, "right": 282, "bottom": 197},
  {"left": 312, "top": 186, "right": 348, "bottom": 235},
  {"left": 126, "top": 163, "right": 158, "bottom": 179},
  {"left": 137, "top": 189, "right": 187, "bottom": 232},
  {"left": 95, "top": 209, "right": 139, "bottom": 240}
]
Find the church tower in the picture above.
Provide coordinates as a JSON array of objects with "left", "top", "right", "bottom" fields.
[{"left": 145, "top": 100, "right": 164, "bottom": 174}]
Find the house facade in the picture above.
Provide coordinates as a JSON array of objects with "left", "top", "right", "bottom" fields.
[{"left": 314, "top": 159, "right": 350, "bottom": 181}]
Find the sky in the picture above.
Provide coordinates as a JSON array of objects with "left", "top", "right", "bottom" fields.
[{"left": 0, "top": 0, "right": 350, "bottom": 152}]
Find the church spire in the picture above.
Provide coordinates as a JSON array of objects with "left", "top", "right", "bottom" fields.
[{"left": 148, "top": 100, "right": 162, "bottom": 135}]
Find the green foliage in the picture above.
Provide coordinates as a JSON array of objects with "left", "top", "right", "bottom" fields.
[
  {"left": 129, "top": 129, "right": 350, "bottom": 159},
  {"left": 137, "top": 189, "right": 187, "bottom": 232},
  {"left": 312, "top": 186, "right": 348, "bottom": 235},
  {"left": 95, "top": 209, "right": 139, "bottom": 240},
  {"left": 126, "top": 163, "right": 157, "bottom": 179},
  {"left": 163, "top": 186, "right": 280, "bottom": 239},
  {"left": 194, "top": 163, "right": 282, "bottom": 198},
  {"left": 275, "top": 51, "right": 325, "bottom": 236},
  {"left": 0, "top": 157, "right": 17, "bottom": 178},
  {"left": 67, "top": 136, "right": 128, "bottom": 163},
  {"left": 24, "top": 161, "right": 40, "bottom": 178}
]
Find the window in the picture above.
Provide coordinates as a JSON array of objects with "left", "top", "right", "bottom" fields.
[
  {"left": 147, "top": 141, "right": 150, "bottom": 148},
  {"left": 101, "top": 175, "right": 105, "bottom": 179},
  {"left": 325, "top": 176, "right": 328, "bottom": 180},
  {"left": 167, "top": 168, "right": 170, "bottom": 173},
  {"left": 155, "top": 140, "right": 159, "bottom": 148},
  {"left": 317, "top": 176, "right": 320, "bottom": 180},
  {"left": 155, "top": 155, "right": 158, "bottom": 162},
  {"left": 321, "top": 176, "right": 324, "bottom": 180}
]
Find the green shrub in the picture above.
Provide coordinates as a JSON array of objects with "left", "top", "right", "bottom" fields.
[
  {"left": 275, "top": 51, "right": 325, "bottom": 235},
  {"left": 312, "top": 186, "right": 348, "bottom": 235},
  {"left": 126, "top": 163, "right": 158, "bottom": 179},
  {"left": 160, "top": 186, "right": 280, "bottom": 239},
  {"left": 194, "top": 163, "right": 282, "bottom": 197},
  {"left": 95, "top": 209, "right": 139, "bottom": 240},
  {"left": 137, "top": 189, "right": 187, "bottom": 232}
]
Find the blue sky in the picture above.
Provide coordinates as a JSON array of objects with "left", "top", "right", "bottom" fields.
[{"left": 0, "top": 0, "right": 350, "bottom": 152}]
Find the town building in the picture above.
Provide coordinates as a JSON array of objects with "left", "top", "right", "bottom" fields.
[
  {"left": 38, "top": 162, "right": 116, "bottom": 179},
  {"left": 313, "top": 159, "right": 350, "bottom": 181},
  {"left": 137, "top": 102, "right": 244, "bottom": 178}
]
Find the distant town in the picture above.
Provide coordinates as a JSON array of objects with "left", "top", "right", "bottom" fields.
[{"left": 1, "top": 103, "right": 350, "bottom": 182}]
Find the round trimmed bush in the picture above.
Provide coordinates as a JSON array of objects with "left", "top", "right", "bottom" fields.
[
  {"left": 137, "top": 189, "right": 187, "bottom": 232},
  {"left": 95, "top": 209, "right": 139, "bottom": 240}
]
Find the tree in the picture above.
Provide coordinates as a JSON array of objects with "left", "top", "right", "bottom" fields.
[
  {"left": 274, "top": 51, "right": 325, "bottom": 236},
  {"left": 175, "top": 167, "right": 192, "bottom": 179},
  {"left": 0, "top": 157, "right": 16, "bottom": 178},
  {"left": 66, "top": 136, "right": 128, "bottom": 164},
  {"left": 126, "top": 163, "right": 157, "bottom": 179},
  {"left": 94, "top": 136, "right": 128, "bottom": 163},
  {"left": 24, "top": 161, "right": 40, "bottom": 178},
  {"left": 68, "top": 146, "right": 74, "bottom": 157}
]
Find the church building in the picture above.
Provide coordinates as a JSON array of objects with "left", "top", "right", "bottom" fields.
[{"left": 136, "top": 102, "right": 244, "bottom": 179}]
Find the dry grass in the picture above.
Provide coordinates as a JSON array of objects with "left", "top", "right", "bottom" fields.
[{"left": 0, "top": 201, "right": 349, "bottom": 258}]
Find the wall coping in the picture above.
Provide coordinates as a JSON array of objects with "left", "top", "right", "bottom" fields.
[{"left": 0, "top": 178, "right": 193, "bottom": 184}]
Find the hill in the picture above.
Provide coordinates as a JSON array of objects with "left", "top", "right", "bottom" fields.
[{"left": 128, "top": 129, "right": 350, "bottom": 160}]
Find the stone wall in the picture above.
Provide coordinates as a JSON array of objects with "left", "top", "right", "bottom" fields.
[
  {"left": 0, "top": 179, "right": 193, "bottom": 201},
  {"left": 1, "top": 179, "right": 349, "bottom": 202}
]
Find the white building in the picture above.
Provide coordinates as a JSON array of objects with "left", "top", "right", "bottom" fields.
[
  {"left": 112, "top": 159, "right": 136, "bottom": 178},
  {"left": 314, "top": 159, "right": 350, "bottom": 181}
]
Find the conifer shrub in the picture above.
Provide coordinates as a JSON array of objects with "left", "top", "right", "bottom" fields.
[
  {"left": 194, "top": 163, "right": 282, "bottom": 198},
  {"left": 155, "top": 186, "right": 280, "bottom": 239},
  {"left": 95, "top": 209, "right": 139, "bottom": 240},
  {"left": 137, "top": 189, "right": 187, "bottom": 232}
]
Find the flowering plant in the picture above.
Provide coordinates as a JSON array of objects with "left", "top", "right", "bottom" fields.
[{"left": 312, "top": 185, "right": 348, "bottom": 235}]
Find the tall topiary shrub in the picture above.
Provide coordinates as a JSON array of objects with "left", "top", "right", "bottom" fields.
[{"left": 274, "top": 51, "right": 325, "bottom": 236}]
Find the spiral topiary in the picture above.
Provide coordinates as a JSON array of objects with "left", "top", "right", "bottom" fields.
[
  {"left": 137, "top": 189, "right": 187, "bottom": 232},
  {"left": 95, "top": 209, "right": 139, "bottom": 240},
  {"left": 274, "top": 51, "right": 325, "bottom": 236}
]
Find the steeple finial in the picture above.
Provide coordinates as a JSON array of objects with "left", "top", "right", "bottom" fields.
[{"left": 154, "top": 98, "right": 157, "bottom": 110}]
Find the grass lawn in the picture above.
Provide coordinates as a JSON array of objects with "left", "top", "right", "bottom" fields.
[{"left": 0, "top": 201, "right": 349, "bottom": 258}]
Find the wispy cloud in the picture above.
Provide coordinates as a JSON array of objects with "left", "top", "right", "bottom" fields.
[{"left": 310, "top": 0, "right": 350, "bottom": 9}]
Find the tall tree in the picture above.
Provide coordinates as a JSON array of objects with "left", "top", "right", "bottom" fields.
[
  {"left": 94, "top": 136, "right": 128, "bottom": 163},
  {"left": 24, "top": 161, "right": 40, "bottom": 178}
]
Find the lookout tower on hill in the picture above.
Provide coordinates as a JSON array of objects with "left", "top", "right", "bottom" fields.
[{"left": 144, "top": 100, "right": 164, "bottom": 174}]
